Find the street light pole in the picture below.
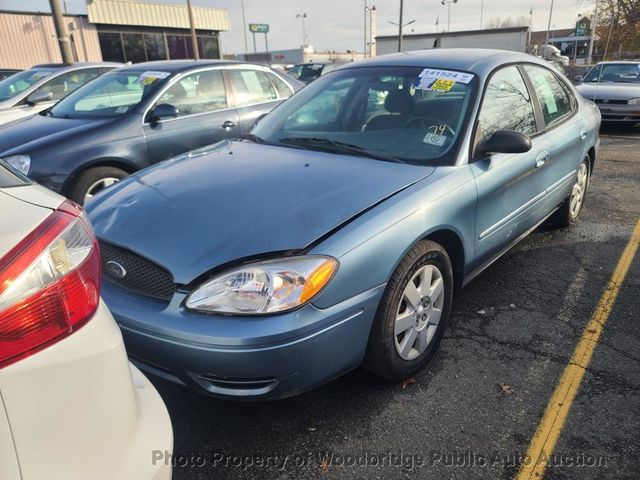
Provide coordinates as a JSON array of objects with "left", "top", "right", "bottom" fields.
[
  {"left": 186, "top": 0, "right": 199, "bottom": 60},
  {"left": 49, "top": 0, "right": 73, "bottom": 63},
  {"left": 441, "top": 0, "right": 458, "bottom": 33},
  {"left": 296, "top": 13, "right": 307, "bottom": 47},
  {"left": 398, "top": 0, "right": 404, "bottom": 52}
]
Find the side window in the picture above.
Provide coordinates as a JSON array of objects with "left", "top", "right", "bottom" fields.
[
  {"left": 154, "top": 69, "right": 228, "bottom": 117},
  {"left": 284, "top": 77, "right": 355, "bottom": 129},
  {"left": 477, "top": 66, "right": 537, "bottom": 139},
  {"left": 229, "top": 69, "right": 278, "bottom": 106},
  {"left": 523, "top": 65, "right": 574, "bottom": 128},
  {"left": 266, "top": 72, "right": 293, "bottom": 99},
  {"left": 36, "top": 68, "right": 101, "bottom": 101}
]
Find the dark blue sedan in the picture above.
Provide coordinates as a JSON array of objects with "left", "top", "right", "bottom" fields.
[{"left": 0, "top": 61, "right": 303, "bottom": 203}]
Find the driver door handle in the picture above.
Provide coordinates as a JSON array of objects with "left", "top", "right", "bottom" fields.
[
  {"left": 222, "top": 120, "right": 237, "bottom": 131},
  {"left": 535, "top": 151, "right": 549, "bottom": 169}
]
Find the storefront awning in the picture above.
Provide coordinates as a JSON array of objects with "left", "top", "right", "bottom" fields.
[{"left": 87, "top": 0, "right": 230, "bottom": 31}]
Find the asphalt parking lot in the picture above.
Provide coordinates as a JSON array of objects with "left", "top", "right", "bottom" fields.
[{"left": 150, "top": 125, "right": 640, "bottom": 480}]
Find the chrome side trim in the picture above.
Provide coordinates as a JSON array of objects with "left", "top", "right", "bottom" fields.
[{"left": 479, "top": 190, "right": 547, "bottom": 240}]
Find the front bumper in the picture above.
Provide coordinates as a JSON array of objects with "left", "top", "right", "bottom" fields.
[
  {"left": 102, "top": 280, "right": 385, "bottom": 400},
  {"left": 596, "top": 104, "right": 640, "bottom": 123}
]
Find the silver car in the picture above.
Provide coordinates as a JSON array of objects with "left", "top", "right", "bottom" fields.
[
  {"left": 575, "top": 61, "right": 640, "bottom": 124},
  {"left": 0, "top": 62, "right": 120, "bottom": 126}
]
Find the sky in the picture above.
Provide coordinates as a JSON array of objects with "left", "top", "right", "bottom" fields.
[{"left": 0, "top": 0, "right": 594, "bottom": 55}]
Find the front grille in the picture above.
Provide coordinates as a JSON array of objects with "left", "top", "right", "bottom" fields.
[
  {"left": 594, "top": 98, "right": 628, "bottom": 105},
  {"left": 99, "top": 240, "right": 176, "bottom": 301}
]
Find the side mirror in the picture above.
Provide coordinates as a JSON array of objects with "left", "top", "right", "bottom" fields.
[
  {"left": 148, "top": 104, "right": 179, "bottom": 122},
  {"left": 26, "top": 90, "right": 53, "bottom": 105},
  {"left": 574, "top": 75, "right": 583, "bottom": 84},
  {"left": 475, "top": 130, "right": 532, "bottom": 158},
  {"left": 251, "top": 113, "right": 268, "bottom": 130}
]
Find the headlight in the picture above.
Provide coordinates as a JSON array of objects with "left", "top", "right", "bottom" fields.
[
  {"left": 186, "top": 256, "right": 338, "bottom": 315},
  {"left": 2, "top": 154, "right": 31, "bottom": 175},
  {"left": 628, "top": 98, "right": 640, "bottom": 105}
]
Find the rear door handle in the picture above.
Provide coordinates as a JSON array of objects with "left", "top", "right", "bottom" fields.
[
  {"left": 535, "top": 151, "right": 549, "bottom": 168},
  {"left": 222, "top": 120, "right": 237, "bottom": 131},
  {"left": 579, "top": 128, "right": 588, "bottom": 141}
]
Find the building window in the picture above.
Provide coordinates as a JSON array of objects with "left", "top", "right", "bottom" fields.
[
  {"left": 98, "top": 32, "right": 125, "bottom": 62},
  {"left": 144, "top": 33, "right": 167, "bottom": 61},
  {"left": 200, "top": 36, "right": 220, "bottom": 59},
  {"left": 122, "top": 33, "right": 147, "bottom": 63},
  {"left": 167, "top": 34, "right": 188, "bottom": 59}
]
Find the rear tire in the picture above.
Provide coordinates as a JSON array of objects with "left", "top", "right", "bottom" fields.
[
  {"left": 69, "top": 166, "right": 128, "bottom": 205},
  {"left": 363, "top": 240, "right": 453, "bottom": 381},
  {"left": 550, "top": 155, "right": 590, "bottom": 228}
]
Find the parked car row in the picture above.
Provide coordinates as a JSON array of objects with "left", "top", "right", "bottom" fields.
[{"left": 1, "top": 49, "right": 600, "bottom": 476}]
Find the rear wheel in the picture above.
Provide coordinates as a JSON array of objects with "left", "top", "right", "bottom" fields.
[
  {"left": 69, "top": 166, "right": 128, "bottom": 205},
  {"left": 550, "top": 155, "right": 589, "bottom": 228},
  {"left": 364, "top": 240, "right": 453, "bottom": 381}
]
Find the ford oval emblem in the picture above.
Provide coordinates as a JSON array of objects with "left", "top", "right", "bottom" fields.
[{"left": 106, "top": 260, "right": 127, "bottom": 279}]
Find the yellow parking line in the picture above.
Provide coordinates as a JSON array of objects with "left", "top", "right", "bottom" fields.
[{"left": 516, "top": 219, "right": 640, "bottom": 480}]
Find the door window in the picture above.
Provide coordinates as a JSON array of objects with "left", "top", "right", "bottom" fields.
[
  {"left": 477, "top": 66, "right": 537, "bottom": 139},
  {"left": 34, "top": 68, "right": 102, "bottom": 102},
  {"left": 153, "top": 70, "right": 228, "bottom": 117},
  {"left": 266, "top": 72, "right": 293, "bottom": 99},
  {"left": 229, "top": 69, "right": 278, "bottom": 106},
  {"left": 523, "top": 65, "right": 574, "bottom": 128}
]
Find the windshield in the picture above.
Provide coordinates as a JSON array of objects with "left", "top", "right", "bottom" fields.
[
  {"left": 584, "top": 63, "right": 640, "bottom": 83},
  {"left": 49, "top": 70, "right": 170, "bottom": 119},
  {"left": 289, "top": 64, "right": 326, "bottom": 82},
  {"left": 253, "top": 66, "right": 476, "bottom": 165},
  {"left": 0, "top": 69, "right": 55, "bottom": 102}
]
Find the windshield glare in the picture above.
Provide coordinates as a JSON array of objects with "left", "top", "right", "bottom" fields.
[
  {"left": 584, "top": 63, "right": 640, "bottom": 83},
  {"left": 0, "top": 69, "right": 55, "bottom": 102},
  {"left": 253, "top": 66, "right": 475, "bottom": 165},
  {"left": 49, "top": 71, "right": 169, "bottom": 119}
]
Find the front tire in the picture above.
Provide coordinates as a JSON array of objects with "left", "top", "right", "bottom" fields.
[
  {"left": 69, "top": 166, "right": 128, "bottom": 205},
  {"left": 550, "top": 155, "right": 590, "bottom": 228},
  {"left": 364, "top": 240, "right": 453, "bottom": 381}
]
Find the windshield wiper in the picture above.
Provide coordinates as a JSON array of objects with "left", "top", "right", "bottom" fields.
[{"left": 279, "top": 137, "right": 405, "bottom": 164}]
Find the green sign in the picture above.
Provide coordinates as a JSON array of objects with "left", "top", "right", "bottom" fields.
[
  {"left": 575, "top": 20, "right": 588, "bottom": 36},
  {"left": 249, "top": 24, "right": 269, "bottom": 34}
]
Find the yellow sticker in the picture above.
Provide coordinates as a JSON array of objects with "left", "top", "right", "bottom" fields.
[{"left": 431, "top": 78, "right": 455, "bottom": 92}]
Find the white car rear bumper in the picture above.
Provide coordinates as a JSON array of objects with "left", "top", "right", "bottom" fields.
[{"left": 0, "top": 301, "right": 172, "bottom": 480}]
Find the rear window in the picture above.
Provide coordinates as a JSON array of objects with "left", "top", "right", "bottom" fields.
[{"left": 0, "top": 161, "right": 30, "bottom": 187}]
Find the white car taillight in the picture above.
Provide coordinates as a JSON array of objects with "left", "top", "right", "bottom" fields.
[{"left": 0, "top": 201, "right": 101, "bottom": 368}]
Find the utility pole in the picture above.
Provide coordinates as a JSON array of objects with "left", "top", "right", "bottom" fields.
[
  {"left": 398, "top": 0, "right": 404, "bottom": 52},
  {"left": 586, "top": 0, "right": 599, "bottom": 64},
  {"left": 364, "top": 1, "right": 369, "bottom": 58},
  {"left": 544, "top": 0, "right": 554, "bottom": 46},
  {"left": 480, "top": 0, "right": 484, "bottom": 29},
  {"left": 296, "top": 13, "right": 307, "bottom": 47},
  {"left": 241, "top": 0, "right": 248, "bottom": 56},
  {"left": 186, "top": 0, "right": 199, "bottom": 60},
  {"left": 49, "top": 0, "right": 73, "bottom": 63}
]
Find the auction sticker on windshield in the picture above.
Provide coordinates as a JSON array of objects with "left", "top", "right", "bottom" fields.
[
  {"left": 136, "top": 71, "right": 171, "bottom": 85},
  {"left": 415, "top": 69, "right": 474, "bottom": 91}
]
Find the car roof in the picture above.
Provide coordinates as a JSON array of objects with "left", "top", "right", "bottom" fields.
[
  {"left": 341, "top": 48, "right": 548, "bottom": 75},
  {"left": 595, "top": 60, "right": 640, "bottom": 65},
  {"left": 114, "top": 60, "right": 268, "bottom": 73},
  {"left": 30, "top": 62, "right": 123, "bottom": 71}
]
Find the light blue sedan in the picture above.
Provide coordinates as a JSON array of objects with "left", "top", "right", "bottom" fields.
[{"left": 87, "top": 49, "right": 600, "bottom": 400}]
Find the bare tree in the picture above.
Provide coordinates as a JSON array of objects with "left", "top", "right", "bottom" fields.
[
  {"left": 485, "top": 15, "right": 530, "bottom": 29},
  {"left": 594, "top": 0, "right": 640, "bottom": 59}
]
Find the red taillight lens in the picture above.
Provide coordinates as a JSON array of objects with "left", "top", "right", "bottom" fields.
[{"left": 0, "top": 201, "right": 101, "bottom": 368}]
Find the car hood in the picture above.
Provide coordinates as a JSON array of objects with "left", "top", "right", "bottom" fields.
[
  {"left": 88, "top": 140, "right": 435, "bottom": 284},
  {"left": 576, "top": 82, "right": 640, "bottom": 101},
  {"left": 0, "top": 114, "right": 112, "bottom": 156}
]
